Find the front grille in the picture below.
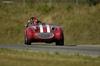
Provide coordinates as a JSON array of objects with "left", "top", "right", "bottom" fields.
[{"left": 38, "top": 33, "right": 54, "bottom": 39}]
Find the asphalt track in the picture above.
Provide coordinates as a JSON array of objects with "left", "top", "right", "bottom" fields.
[{"left": 0, "top": 44, "right": 100, "bottom": 57}]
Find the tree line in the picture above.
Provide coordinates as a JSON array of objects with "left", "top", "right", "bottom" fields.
[
  {"left": 0, "top": 0, "right": 100, "bottom": 6},
  {"left": 87, "top": 0, "right": 100, "bottom": 6}
]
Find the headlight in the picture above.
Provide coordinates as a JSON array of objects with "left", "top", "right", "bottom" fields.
[{"left": 51, "top": 26, "right": 56, "bottom": 31}]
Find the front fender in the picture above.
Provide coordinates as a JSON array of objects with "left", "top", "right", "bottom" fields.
[{"left": 54, "top": 27, "right": 63, "bottom": 40}]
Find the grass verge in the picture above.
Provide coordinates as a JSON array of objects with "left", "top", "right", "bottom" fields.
[{"left": 0, "top": 48, "right": 100, "bottom": 66}]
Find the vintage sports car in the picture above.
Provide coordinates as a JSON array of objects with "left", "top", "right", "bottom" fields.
[{"left": 24, "top": 23, "right": 64, "bottom": 46}]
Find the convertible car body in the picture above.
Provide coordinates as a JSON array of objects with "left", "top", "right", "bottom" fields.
[{"left": 24, "top": 23, "right": 64, "bottom": 46}]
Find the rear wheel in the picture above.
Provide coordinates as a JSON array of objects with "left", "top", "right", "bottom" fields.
[
  {"left": 24, "top": 36, "right": 31, "bottom": 45},
  {"left": 56, "top": 33, "right": 64, "bottom": 46}
]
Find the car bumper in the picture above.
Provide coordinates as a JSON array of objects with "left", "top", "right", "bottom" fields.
[{"left": 31, "top": 33, "right": 55, "bottom": 42}]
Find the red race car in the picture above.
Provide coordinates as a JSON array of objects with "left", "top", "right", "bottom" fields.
[{"left": 24, "top": 23, "right": 64, "bottom": 46}]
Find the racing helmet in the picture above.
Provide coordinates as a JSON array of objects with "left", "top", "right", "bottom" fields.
[
  {"left": 30, "top": 16, "right": 37, "bottom": 20},
  {"left": 30, "top": 16, "right": 38, "bottom": 23}
]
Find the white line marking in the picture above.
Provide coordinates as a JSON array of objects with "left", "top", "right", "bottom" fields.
[
  {"left": 39, "top": 24, "right": 43, "bottom": 33},
  {"left": 46, "top": 25, "right": 50, "bottom": 33}
]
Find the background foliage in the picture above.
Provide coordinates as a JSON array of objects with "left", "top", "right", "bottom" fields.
[{"left": 0, "top": 0, "right": 100, "bottom": 44}]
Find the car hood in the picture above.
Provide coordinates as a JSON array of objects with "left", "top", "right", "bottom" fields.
[{"left": 29, "top": 24, "right": 54, "bottom": 33}]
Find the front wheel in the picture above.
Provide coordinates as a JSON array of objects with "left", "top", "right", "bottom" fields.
[
  {"left": 24, "top": 36, "right": 31, "bottom": 45},
  {"left": 55, "top": 34, "right": 64, "bottom": 46},
  {"left": 56, "top": 39, "right": 64, "bottom": 46}
]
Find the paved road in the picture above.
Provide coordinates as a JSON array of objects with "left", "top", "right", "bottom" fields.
[{"left": 0, "top": 44, "right": 100, "bottom": 57}]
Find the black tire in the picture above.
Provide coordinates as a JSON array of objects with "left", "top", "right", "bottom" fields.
[
  {"left": 24, "top": 36, "right": 31, "bottom": 45},
  {"left": 56, "top": 33, "right": 64, "bottom": 46}
]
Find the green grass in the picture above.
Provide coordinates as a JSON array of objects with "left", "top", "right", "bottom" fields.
[
  {"left": 0, "top": 2, "right": 100, "bottom": 44},
  {"left": 0, "top": 48, "right": 100, "bottom": 66}
]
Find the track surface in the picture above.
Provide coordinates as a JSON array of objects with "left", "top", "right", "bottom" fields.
[{"left": 0, "top": 44, "right": 100, "bottom": 57}]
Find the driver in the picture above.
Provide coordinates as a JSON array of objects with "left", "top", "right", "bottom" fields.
[{"left": 26, "top": 16, "right": 41, "bottom": 27}]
